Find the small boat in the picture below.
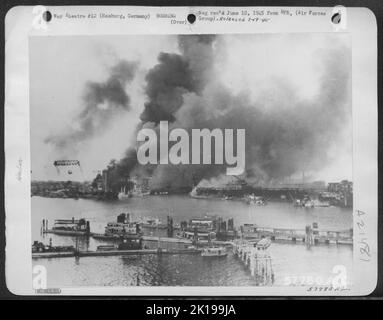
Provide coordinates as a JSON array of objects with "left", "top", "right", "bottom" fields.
[
  {"left": 255, "top": 238, "right": 272, "bottom": 250},
  {"left": 312, "top": 199, "right": 330, "bottom": 207},
  {"left": 201, "top": 246, "right": 228, "bottom": 257},
  {"left": 245, "top": 194, "right": 266, "bottom": 205}
]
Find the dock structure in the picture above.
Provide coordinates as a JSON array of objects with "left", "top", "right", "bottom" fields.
[
  {"left": 142, "top": 236, "right": 194, "bottom": 251},
  {"left": 32, "top": 248, "right": 201, "bottom": 259},
  {"left": 241, "top": 223, "right": 353, "bottom": 246},
  {"left": 32, "top": 251, "right": 76, "bottom": 259},
  {"left": 142, "top": 236, "right": 192, "bottom": 244},
  {"left": 232, "top": 239, "right": 274, "bottom": 285},
  {"left": 77, "top": 248, "right": 201, "bottom": 257}
]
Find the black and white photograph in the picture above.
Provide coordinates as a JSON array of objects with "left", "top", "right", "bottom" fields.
[
  {"left": 29, "top": 32, "right": 354, "bottom": 288},
  {"left": 3, "top": 5, "right": 378, "bottom": 296}
]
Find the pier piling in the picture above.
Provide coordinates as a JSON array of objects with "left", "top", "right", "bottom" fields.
[{"left": 233, "top": 240, "right": 274, "bottom": 285}]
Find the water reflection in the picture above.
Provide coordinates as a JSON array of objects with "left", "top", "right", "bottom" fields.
[{"left": 32, "top": 196, "right": 353, "bottom": 287}]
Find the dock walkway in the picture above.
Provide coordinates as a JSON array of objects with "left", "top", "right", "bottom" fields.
[
  {"left": 242, "top": 226, "right": 353, "bottom": 246},
  {"left": 142, "top": 236, "right": 192, "bottom": 244},
  {"left": 32, "top": 248, "right": 201, "bottom": 259}
]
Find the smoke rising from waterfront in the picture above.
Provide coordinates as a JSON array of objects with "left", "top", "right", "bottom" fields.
[
  {"left": 177, "top": 41, "right": 351, "bottom": 187},
  {"left": 106, "top": 35, "right": 221, "bottom": 188},
  {"left": 45, "top": 60, "right": 138, "bottom": 151},
  {"left": 129, "top": 34, "right": 351, "bottom": 189},
  {"left": 42, "top": 35, "right": 351, "bottom": 188}
]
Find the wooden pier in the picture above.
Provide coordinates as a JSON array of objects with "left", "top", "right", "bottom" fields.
[
  {"left": 78, "top": 248, "right": 201, "bottom": 257},
  {"left": 32, "top": 248, "right": 201, "bottom": 259},
  {"left": 142, "top": 236, "right": 192, "bottom": 244},
  {"left": 232, "top": 239, "right": 274, "bottom": 285},
  {"left": 32, "top": 251, "right": 76, "bottom": 259},
  {"left": 241, "top": 224, "right": 353, "bottom": 246}
]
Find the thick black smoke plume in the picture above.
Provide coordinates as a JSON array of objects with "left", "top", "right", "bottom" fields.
[
  {"left": 140, "top": 35, "right": 215, "bottom": 123},
  {"left": 45, "top": 60, "right": 138, "bottom": 150},
  {"left": 105, "top": 35, "right": 218, "bottom": 188}
]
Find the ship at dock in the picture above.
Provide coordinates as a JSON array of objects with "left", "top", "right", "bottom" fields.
[
  {"left": 178, "top": 217, "right": 217, "bottom": 243},
  {"left": 177, "top": 215, "right": 237, "bottom": 243},
  {"left": 42, "top": 218, "right": 90, "bottom": 236},
  {"left": 91, "top": 213, "right": 142, "bottom": 243}
]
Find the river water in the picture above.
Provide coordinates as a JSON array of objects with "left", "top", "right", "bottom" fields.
[{"left": 32, "top": 195, "right": 353, "bottom": 287}]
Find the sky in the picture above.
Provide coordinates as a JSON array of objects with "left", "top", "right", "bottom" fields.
[{"left": 30, "top": 33, "right": 352, "bottom": 183}]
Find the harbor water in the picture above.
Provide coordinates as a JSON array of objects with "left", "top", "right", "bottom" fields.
[{"left": 32, "top": 195, "right": 353, "bottom": 287}]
